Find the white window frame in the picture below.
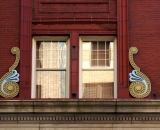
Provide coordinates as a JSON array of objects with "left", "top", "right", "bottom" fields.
[
  {"left": 31, "top": 36, "right": 70, "bottom": 98},
  {"left": 79, "top": 36, "right": 117, "bottom": 98}
]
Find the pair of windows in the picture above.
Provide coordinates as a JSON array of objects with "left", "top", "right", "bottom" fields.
[{"left": 32, "top": 36, "right": 117, "bottom": 98}]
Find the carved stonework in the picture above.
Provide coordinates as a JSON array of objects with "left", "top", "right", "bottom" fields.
[
  {"left": 129, "top": 47, "right": 151, "bottom": 98},
  {"left": 0, "top": 100, "right": 159, "bottom": 124},
  {"left": 0, "top": 47, "right": 20, "bottom": 98},
  {"left": 0, "top": 113, "right": 160, "bottom": 123}
]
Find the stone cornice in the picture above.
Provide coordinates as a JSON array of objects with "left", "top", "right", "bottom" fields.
[
  {"left": 0, "top": 100, "right": 160, "bottom": 113},
  {"left": 0, "top": 100, "right": 160, "bottom": 124}
]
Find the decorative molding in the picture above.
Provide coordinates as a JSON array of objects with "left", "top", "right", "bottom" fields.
[
  {"left": 1, "top": 100, "right": 160, "bottom": 124},
  {"left": 32, "top": 28, "right": 117, "bottom": 35},
  {"left": 0, "top": 47, "right": 20, "bottom": 98},
  {"left": 0, "top": 100, "right": 160, "bottom": 113},
  {"left": 32, "top": 17, "right": 117, "bottom": 24},
  {"left": 0, "top": 113, "right": 160, "bottom": 124},
  {"left": 129, "top": 47, "right": 151, "bottom": 98},
  {"left": 39, "top": 0, "right": 110, "bottom": 13}
]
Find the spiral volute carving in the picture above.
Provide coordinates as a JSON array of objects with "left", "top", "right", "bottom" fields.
[
  {"left": 129, "top": 47, "right": 151, "bottom": 98},
  {"left": 0, "top": 47, "right": 20, "bottom": 98}
]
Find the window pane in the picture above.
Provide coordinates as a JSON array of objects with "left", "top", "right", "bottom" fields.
[
  {"left": 91, "top": 60, "right": 98, "bottom": 66},
  {"left": 106, "top": 60, "right": 110, "bottom": 67},
  {"left": 82, "top": 41, "right": 112, "bottom": 68},
  {"left": 106, "top": 53, "right": 109, "bottom": 60},
  {"left": 82, "top": 71, "right": 114, "bottom": 98},
  {"left": 98, "top": 60, "right": 105, "bottom": 66},
  {"left": 36, "top": 71, "right": 66, "bottom": 98},
  {"left": 98, "top": 51, "right": 105, "bottom": 59},
  {"left": 91, "top": 41, "right": 97, "bottom": 50},
  {"left": 36, "top": 41, "right": 67, "bottom": 68},
  {"left": 106, "top": 42, "right": 109, "bottom": 50},
  {"left": 98, "top": 41, "right": 105, "bottom": 50},
  {"left": 91, "top": 51, "right": 98, "bottom": 59}
]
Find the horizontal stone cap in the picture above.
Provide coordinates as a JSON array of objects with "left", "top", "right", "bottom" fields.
[{"left": 0, "top": 100, "right": 160, "bottom": 113}]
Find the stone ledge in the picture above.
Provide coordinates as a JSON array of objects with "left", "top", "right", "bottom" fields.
[
  {"left": 1, "top": 124, "right": 160, "bottom": 130},
  {"left": 0, "top": 100, "right": 160, "bottom": 113}
]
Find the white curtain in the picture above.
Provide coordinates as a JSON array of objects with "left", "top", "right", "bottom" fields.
[{"left": 36, "top": 41, "right": 66, "bottom": 98}]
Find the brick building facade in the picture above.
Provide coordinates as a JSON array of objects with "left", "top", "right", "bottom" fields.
[{"left": 0, "top": 0, "right": 160, "bottom": 129}]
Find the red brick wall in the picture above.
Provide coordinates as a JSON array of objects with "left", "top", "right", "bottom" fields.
[
  {"left": 129, "top": 0, "right": 160, "bottom": 99},
  {"left": 0, "top": 0, "right": 20, "bottom": 82},
  {"left": 2, "top": 0, "right": 160, "bottom": 99},
  {"left": 0, "top": 0, "right": 128, "bottom": 99}
]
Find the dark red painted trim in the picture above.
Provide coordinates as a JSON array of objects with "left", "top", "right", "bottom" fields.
[
  {"left": 32, "top": 17, "right": 117, "bottom": 24},
  {"left": 20, "top": 0, "right": 32, "bottom": 98},
  {"left": 39, "top": 0, "right": 109, "bottom": 4},
  {"left": 117, "top": 0, "right": 129, "bottom": 98},
  {"left": 32, "top": 30, "right": 117, "bottom": 35},
  {"left": 70, "top": 32, "right": 79, "bottom": 99}
]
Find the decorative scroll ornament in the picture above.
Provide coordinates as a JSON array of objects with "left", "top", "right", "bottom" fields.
[
  {"left": 129, "top": 47, "right": 151, "bottom": 98},
  {"left": 0, "top": 47, "right": 20, "bottom": 98}
]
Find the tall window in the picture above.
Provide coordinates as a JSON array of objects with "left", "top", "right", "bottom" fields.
[
  {"left": 80, "top": 36, "right": 117, "bottom": 98},
  {"left": 32, "top": 37, "right": 69, "bottom": 98}
]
